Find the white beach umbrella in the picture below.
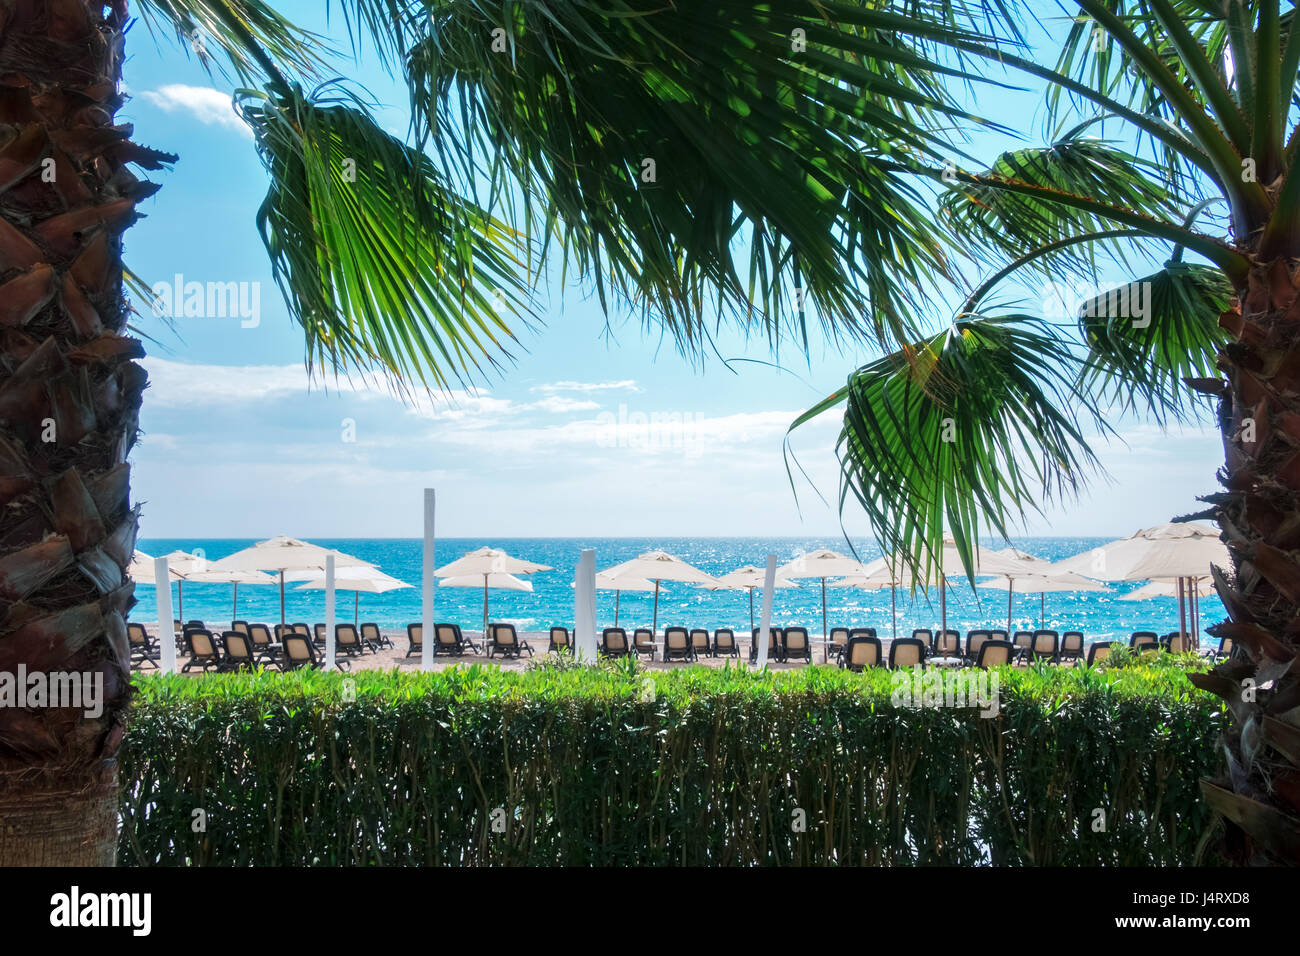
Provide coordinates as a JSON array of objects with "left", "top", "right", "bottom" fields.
[
  {"left": 777, "top": 548, "right": 874, "bottom": 643},
  {"left": 830, "top": 557, "right": 911, "bottom": 639},
  {"left": 1120, "top": 578, "right": 1217, "bottom": 601},
  {"left": 705, "top": 566, "right": 798, "bottom": 629},
  {"left": 212, "top": 536, "right": 376, "bottom": 624},
  {"left": 1053, "top": 522, "right": 1227, "bottom": 644},
  {"left": 438, "top": 571, "right": 534, "bottom": 637},
  {"left": 130, "top": 549, "right": 245, "bottom": 623},
  {"left": 599, "top": 551, "right": 726, "bottom": 633},
  {"left": 294, "top": 568, "right": 413, "bottom": 622},
  {"left": 1052, "top": 522, "right": 1227, "bottom": 580},
  {"left": 127, "top": 549, "right": 181, "bottom": 585},
  {"left": 976, "top": 572, "right": 1112, "bottom": 630},
  {"left": 433, "top": 547, "right": 551, "bottom": 637},
  {"left": 182, "top": 567, "right": 277, "bottom": 619},
  {"left": 594, "top": 573, "right": 657, "bottom": 628}
]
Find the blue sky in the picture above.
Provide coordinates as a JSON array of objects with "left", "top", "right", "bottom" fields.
[{"left": 122, "top": 2, "right": 1224, "bottom": 539}]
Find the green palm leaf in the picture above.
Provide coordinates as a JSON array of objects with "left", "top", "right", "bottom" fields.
[
  {"left": 239, "top": 81, "right": 532, "bottom": 389},
  {"left": 1077, "top": 262, "right": 1233, "bottom": 421},
  {"left": 790, "top": 316, "right": 1107, "bottom": 583}
]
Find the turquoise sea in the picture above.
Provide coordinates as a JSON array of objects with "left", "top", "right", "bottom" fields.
[{"left": 132, "top": 537, "right": 1224, "bottom": 641}]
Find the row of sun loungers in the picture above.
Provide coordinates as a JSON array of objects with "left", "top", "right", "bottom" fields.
[{"left": 129, "top": 619, "right": 1234, "bottom": 672}]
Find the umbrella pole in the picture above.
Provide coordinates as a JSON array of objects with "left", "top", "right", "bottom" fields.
[
  {"left": 749, "top": 589, "right": 754, "bottom": 631},
  {"left": 232, "top": 583, "right": 237, "bottom": 621},
  {"left": 941, "top": 583, "right": 947, "bottom": 638},
  {"left": 821, "top": 578, "right": 827, "bottom": 646},
  {"left": 1007, "top": 580, "right": 1013, "bottom": 635},
  {"left": 279, "top": 570, "right": 285, "bottom": 626},
  {"left": 1040, "top": 593, "right": 1044, "bottom": 629},
  {"left": 177, "top": 580, "right": 183, "bottom": 624},
  {"left": 615, "top": 590, "right": 620, "bottom": 628},
  {"left": 483, "top": 577, "right": 489, "bottom": 643},
  {"left": 355, "top": 591, "right": 359, "bottom": 625},
  {"left": 653, "top": 580, "right": 660, "bottom": 634},
  {"left": 891, "top": 585, "right": 897, "bottom": 641},
  {"left": 1178, "top": 577, "right": 1187, "bottom": 642}
]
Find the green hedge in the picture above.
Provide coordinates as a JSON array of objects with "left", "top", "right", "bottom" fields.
[{"left": 118, "top": 656, "right": 1226, "bottom": 865}]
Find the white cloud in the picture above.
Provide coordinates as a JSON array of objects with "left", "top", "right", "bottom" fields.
[
  {"left": 137, "top": 85, "right": 251, "bottom": 138},
  {"left": 531, "top": 380, "right": 640, "bottom": 394}
]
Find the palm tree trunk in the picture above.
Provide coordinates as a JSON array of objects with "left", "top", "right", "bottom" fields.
[
  {"left": 0, "top": 0, "right": 164, "bottom": 865},
  {"left": 1193, "top": 254, "right": 1300, "bottom": 864}
]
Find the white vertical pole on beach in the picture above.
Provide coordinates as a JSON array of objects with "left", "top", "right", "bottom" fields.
[
  {"left": 574, "top": 549, "right": 597, "bottom": 661},
  {"left": 754, "top": 554, "right": 777, "bottom": 668},
  {"left": 154, "top": 556, "right": 176, "bottom": 674},
  {"left": 324, "top": 554, "right": 336, "bottom": 670},
  {"left": 422, "top": 488, "right": 436, "bottom": 671}
]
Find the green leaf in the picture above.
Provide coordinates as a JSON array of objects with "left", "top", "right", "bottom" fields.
[
  {"left": 791, "top": 316, "right": 1107, "bottom": 583},
  {"left": 240, "top": 81, "right": 533, "bottom": 389},
  {"left": 1077, "top": 262, "right": 1233, "bottom": 422}
]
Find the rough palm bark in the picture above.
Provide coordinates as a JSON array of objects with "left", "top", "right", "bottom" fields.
[
  {"left": 0, "top": 0, "right": 164, "bottom": 864},
  {"left": 1192, "top": 242, "right": 1300, "bottom": 864}
]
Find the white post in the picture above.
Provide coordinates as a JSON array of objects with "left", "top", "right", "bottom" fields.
[
  {"left": 574, "top": 549, "right": 597, "bottom": 661},
  {"left": 755, "top": 553, "right": 777, "bottom": 668},
  {"left": 324, "top": 554, "right": 336, "bottom": 670},
  {"left": 154, "top": 557, "right": 176, "bottom": 674},
  {"left": 422, "top": 488, "right": 436, "bottom": 670}
]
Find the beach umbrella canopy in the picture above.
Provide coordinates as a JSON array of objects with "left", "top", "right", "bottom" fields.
[
  {"left": 127, "top": 550, "right": 182, "bottom": 585},
  {"left": 1120, "top": 578, "right": 1217, "bottom": 601},
  {"left": 599, "top": 550, "right": 725, "bottom": 632},
  {"left": 434, "top": 546, "right": 553, "bottom": 578},
  {"left": 438, "top": 571, "right": 534, "bottom": 637},
  {"left": 777, "top": 548, "right": 874, "bottom": 642},
  {"left": 705, "top": 565, "right": 798, "bottom": 629},
  {"left": 212, "top": 536, "right": 376, "bottom": 623},
  {"left": 579, "top": 573, "right": 657, "bottom": 628},
  {"left": 1052, "top": 522, "right": 1227, "bottom": 581},
  {"left": 183, "top": 566, "right": 276, "bottom": 619},
  {"left": 295, "top": 568, "right": 413, "bottom": 623}
]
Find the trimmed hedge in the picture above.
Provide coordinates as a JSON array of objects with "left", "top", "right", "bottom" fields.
[{"left": 119, "top": 656, "right": 1226, "bottom": 865}]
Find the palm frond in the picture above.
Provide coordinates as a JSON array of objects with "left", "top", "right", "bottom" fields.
[
  {"left": 1077, "top": 261, "right": 1233, "bottom": 422},
  {"left": 135, "top": 0, "right": 329, "bottom": 83},
  {"left": 938, "top": 133, "right": 1188, "bottom": 269},
  {"left": 402, "top": 0, "right": 1027, "bottom": 354},
  {"left": 789, "top": 316, "right": 1107, "bottom": 582},
  {"left": 238, "top": 81, "right": 533, "bottom": 390}
]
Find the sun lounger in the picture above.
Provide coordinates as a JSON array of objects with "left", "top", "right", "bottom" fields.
[
  {"left": 1029, "top": 629, "right": 1059, "bottom": 663},
  {"left": 1086, "top": 641, "right": 1113, "bottom": 666},
  {"left": 888, "top": 637, "right": 926, "bottom": 670},
  {"left": 964, "top": 630, "right": 992, "bottom": 664},
  {"left": 933, "top": 629, "right": 962, "bottom": 661},
  {"left": 182, "top": 628, "right": 222, "bottom": 673},
  {"left": 1129, "top": 631, "right": 1159, "bottom": 651},
  {"left": 127, "top": 623, "right": 159, "bottom": 669},
  {"left": 713, "top": 628, "right": 739, "bottom": 657},
  {"left": 1012, "top": 631, "right": 1034, "bottom": 662},
  {"left": 632, "top": 628, "right": 656, "bottom": 660},
  {"left": 750, "top": 626, "right": 784, "bottom": 662},
  {"left": 435, "top": 622, "right": 479, "bottom": 656},
  {"left": 827, "top": 627, "right": 850, "bottom": 663},
  {"left": 1161, "top": 632, "right": 1192, "bottom": 653},
  {"left": 219, "top": 631, "right": 258, "bottom": 671},
  {"left": 663, "top": 627, "right": 692, "bottom": 662},
  {"left": 405, "top": 623, "right": 423, "bottom": 658},
  {"left": 783, "top": 626, "right": 812, "bottom": 663},
  {"left": 690, "top": 628, "right": 712, "bottom": 659},
  {"left": 601, "top": 627, "right": 630, "bottom": 658},
  {"left": 247, "top": 623, "right": 279, "bottom": 663},
  {"left": 487, "top": 622, "right": 533, "bottom": 658},
  {"left": 361, "top": 622, "right": 393, "bottom": 649},
  {"left": 975, "top": 639, "right": 1015, "bottom": 668},
  {"left": 336, "top": 623, "right": 369, "bottom": 656},
  {"left": 548, "top": 627, "right": 572, "bottom": 654},
  {"left": 1059, "top": 631, "right": 1085, "bottom": 663},
  {"left": 840, "top": 634, "right": 882, "bottom": 672}
]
